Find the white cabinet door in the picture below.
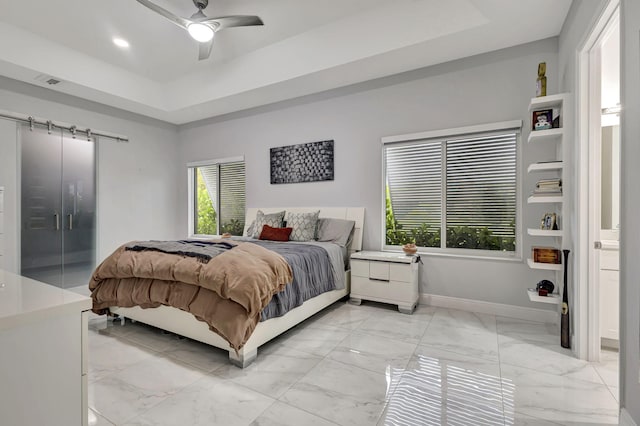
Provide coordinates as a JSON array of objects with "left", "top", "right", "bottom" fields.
[
  {"left": 598, "top": 246, "right": 619, "bottom": 342},
  {"left": 600, "top": 269, "right": 619, "bottom": 340}
]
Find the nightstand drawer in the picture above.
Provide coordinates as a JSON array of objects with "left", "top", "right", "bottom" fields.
[
  {"left": 369, "top": 262, "right": 389, "bottom": 281},
  {"left": 351, "top": 259, "right": 369, "bottom": 277},
  {"left": 389, "top": 263, "right": 412, "bottom": 282},
  {"left": 351, "top": 276, "right": 416, "bottom": 303},
  {"left": 351, "top": 259, "right": 392, "bottom": 281},
  {"left": 351, "top": 259, "right": 413, "bottom": 282}
]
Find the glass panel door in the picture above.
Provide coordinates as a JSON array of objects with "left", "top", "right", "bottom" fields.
[
  {"left": 20, "top": 126, "right": 63, "bottom": 287},
  {"left": 61, "top": 135, "right": 96, "bottom": 288}
]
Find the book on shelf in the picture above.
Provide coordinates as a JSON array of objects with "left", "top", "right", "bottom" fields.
[
  {"left": 536, "top": 178, "right": 562, "bottom": 186},
  {"left": 535, "top": 184, "right": 562, "bottom": 191},
  {"left": 531, "top": 191, "right": 562, "bottom": 197},
  {"left": 536, "top": 160, "right": 563, "bottom": 164},
  {"left": 535, "top": 184, "right": 561, "bottom": 190},
  {"left": 532, "top": 190, "right": 562, "bottom": 196},
  {"left": 534, "top": 178, "right": 562, "bottom": 194},
  {"left": 534, "top": 187, "right": 562, "bottom": 192}
]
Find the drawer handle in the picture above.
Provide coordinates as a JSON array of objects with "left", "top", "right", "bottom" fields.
[{"left": 369, "top": 278, "right": 389, "bottom": 282}]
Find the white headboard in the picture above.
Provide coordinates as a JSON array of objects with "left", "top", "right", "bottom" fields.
[{"left": 244, "top": 207, "right": 365, "bottom": 252}]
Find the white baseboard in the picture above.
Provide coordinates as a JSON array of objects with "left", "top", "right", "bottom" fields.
[
  {"left": 420, "top": 293, "right": 558, "bottom": 324},
  {"left": 620, "top": 408, "right": 639, "bottom": 426}
]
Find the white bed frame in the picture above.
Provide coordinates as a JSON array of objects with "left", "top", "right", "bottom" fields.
[{"left": 110, "top": 207, "right": 364, "bottom": 368}]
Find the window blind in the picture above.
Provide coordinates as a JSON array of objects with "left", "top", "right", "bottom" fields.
[
  {"left": 386, "top": 142, "right": 441, "bottom": 231},
  {"left": 219, "top": 162, "right": 246, "bottom": 232},
  {"left": 446, "top": 134, "right": 517, "bottom": 238},
  {"left": 384, "top": 129, "right": 518, "bottom": 252},
  {"left": 189, "top": 157, "right": 246, "bottom": 235},
  {"left": 199, "top": 165, "right": 218, "bottom": 212}
]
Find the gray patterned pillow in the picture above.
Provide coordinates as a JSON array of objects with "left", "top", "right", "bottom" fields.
[
  {"left": 244, "top": 220, "right": 255, "bottom": 237},
  {"left": 286, "top": 211, "right": 320, "bottom": 242},
  {"left": 252, "top": 210, "right": 285, "bottom": 238}
]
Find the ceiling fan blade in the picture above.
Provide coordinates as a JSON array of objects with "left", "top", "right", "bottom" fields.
[
  {"left": 198, "top": 39, "right": 214, "bottom": 61},
  {"left": 135, "top": 0, "right": 191, "bottom": 29},
  {"left": 200, "top": 15, "right": 264, "bottom": 31}
]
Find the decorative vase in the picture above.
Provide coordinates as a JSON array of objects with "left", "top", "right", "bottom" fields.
[{"left": 402, "top": 244, "right": 417, "bottom": 255}]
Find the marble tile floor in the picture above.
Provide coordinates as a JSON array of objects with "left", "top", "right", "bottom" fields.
[{"left": 86, "top": 301, "right": 620, "bottom": 426}]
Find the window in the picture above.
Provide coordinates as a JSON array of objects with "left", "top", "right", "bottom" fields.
[
  {"left": 188, "top": 157, "right": 245, "bottom": 236},
  {"left": 384, "top": 122, "right": 520, "bottom": 256}
]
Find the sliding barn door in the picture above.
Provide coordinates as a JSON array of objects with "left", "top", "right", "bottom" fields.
[
  {"left": 21, "top": 127, "right": 64, "bottom": 286},
  {"left": 20, "top": 125, "right": 96, "bottom": 288},
  {"left": 61, "top": 134, "right": 96, "bottom": 288}
]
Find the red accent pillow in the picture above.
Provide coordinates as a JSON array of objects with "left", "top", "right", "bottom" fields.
[{"left": 259, "top": 224, "right": 293, "bottom": 242}]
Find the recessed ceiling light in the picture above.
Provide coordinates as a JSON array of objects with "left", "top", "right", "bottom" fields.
[{"left": 113, "top": 38, "right": 130, "bottom": 48}]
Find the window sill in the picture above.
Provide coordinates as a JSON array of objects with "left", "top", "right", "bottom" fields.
[
  {"left": 189, "top": 234, "right": 222, "bottom": 239},
  {"left": 382, "top": 248, "right": 523, "bottom": 263}
]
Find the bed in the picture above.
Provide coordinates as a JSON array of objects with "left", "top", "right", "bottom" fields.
[{"left": 93, "top": 207, "right": 364, "bottom": 368}]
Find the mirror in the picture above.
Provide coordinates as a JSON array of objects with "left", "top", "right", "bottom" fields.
[{"left": 601, "top": 123, "right": 620, "bottom": 231}]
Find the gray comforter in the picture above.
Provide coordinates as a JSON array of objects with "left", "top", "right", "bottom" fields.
[{"left": 231, "top": 239, "right": 345, "bottom": 321}]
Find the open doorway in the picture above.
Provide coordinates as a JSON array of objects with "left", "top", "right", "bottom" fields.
[
  {"left": 598, "top": 19, "right": 620, "bottom": 351},
  {"left": 577, "top": 0, "right": 620, "bottom": 364}
]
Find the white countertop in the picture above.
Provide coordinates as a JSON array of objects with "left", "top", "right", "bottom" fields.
[
  {"left": 0, "top": 270, "right": 91, "bottom": 331},
  {"left": 351, "top": 250, "right": 418, "bottom": 263}
]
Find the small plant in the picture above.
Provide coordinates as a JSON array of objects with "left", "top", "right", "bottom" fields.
[
  {"left": 386, "top": 190, "right": 515, "bottom": 251},
  {"left": 412, "top": 224, "right": 441, "bottom": 248},
  {"left": 445, "top": 225, "right": 514, "bottom": 251},
  {"left": 221, "top": 219, "right": 245, "bottom": 236}
]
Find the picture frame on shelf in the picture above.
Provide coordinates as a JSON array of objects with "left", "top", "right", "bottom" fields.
[
  {"left": 551, "top": 109, "right": 561, "bottom": 128},
  {"left": 532, "top": 109, "right": 553, "bottom": 131},
  {"left": 540, "top": 212, "right": 557, "bottom": 230},
  {"left": 532, "top": 246, "right": 561, "bottom": 264}
]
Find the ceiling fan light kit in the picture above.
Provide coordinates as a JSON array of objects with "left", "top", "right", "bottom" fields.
[
  {"left": 135, "top": 0, "right": 263, "bottom": 60},
  {"left": 187, "top": 23, "right": 214, "bottom": 42},
  {"left": 112, "top": 38, "right": 130, "bottom": 48}
]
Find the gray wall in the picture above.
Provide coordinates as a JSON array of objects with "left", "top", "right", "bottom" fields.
[
  {"left": 558, "top": 1, "right": 608, "bottom": 91},
  {"left": 620, "top": 0, "right": 640, "bottom": 422},
  {"left": 558, "top": 0, "right": 640, "bottom": 422},
  {"left": 557, "top": 0, "right": 608, "bottom": 357},
  {"left": 0, "top": 119, "right": 18, "bottom": 272},
  {"left": 558, "top": 1, "right": 609, "bottom": 320},
  {"left": 178, "top": 38, "right": 561, "bottom": 310},
  {"left": 0, "top": 77, "right": 181, "bottom": 271}
]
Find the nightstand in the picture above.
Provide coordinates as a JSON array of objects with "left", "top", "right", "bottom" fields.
[{"left": 349, "top": 251, "right": 420, "bottom": 314}]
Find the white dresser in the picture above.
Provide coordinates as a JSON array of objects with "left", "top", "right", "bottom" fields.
[
  {"left": 349, "top": 251, "right": 420, "bottom": 314},
  {"left": 0, "top": 270, "right": 91, "bottom": 426}
]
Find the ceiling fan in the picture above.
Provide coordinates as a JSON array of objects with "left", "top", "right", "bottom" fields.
[{"left": 135, "top": 0, "right": 264, "bottom": 60}]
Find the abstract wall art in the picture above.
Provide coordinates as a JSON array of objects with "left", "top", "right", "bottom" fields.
[{"left": 270, "top": 140, "right": 334, "bottom": 184}]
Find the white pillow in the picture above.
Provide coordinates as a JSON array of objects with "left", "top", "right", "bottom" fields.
[{"left": 316, "top": 218, "right": 356, "bottom": 247}]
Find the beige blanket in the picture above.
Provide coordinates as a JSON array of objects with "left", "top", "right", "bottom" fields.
[{"left": 89, "top": 240, "right": 293, "bottom": 350}]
